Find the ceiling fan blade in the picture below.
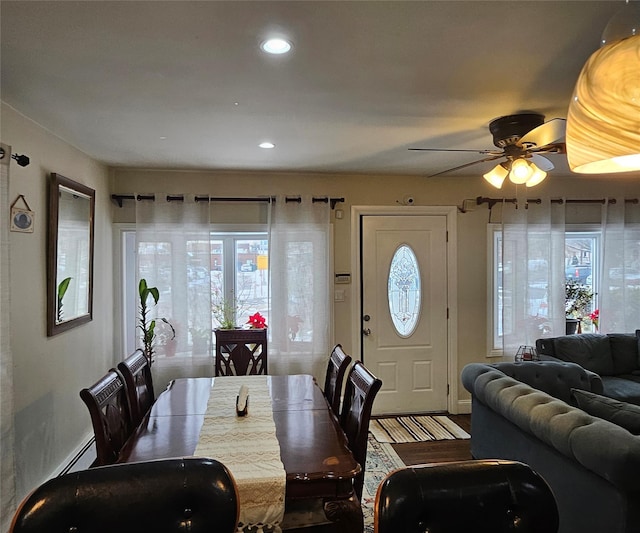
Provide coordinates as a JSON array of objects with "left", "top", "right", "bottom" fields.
[
  {"left": 409, "top": 148, "right": 500, "bottom": 154},
  {"left": 520, "top": 118, "right": 566, "bottom": 149},
  {"left": 427, "top": 155, "right": 505, "bottom": 177},
  {"left": 530, "top": 153, "right": 555, "bottom": 171}
]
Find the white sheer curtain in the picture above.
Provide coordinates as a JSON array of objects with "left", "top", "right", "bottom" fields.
[
  {"left": 268, "top": 196, "right": 331, "bottom": 382},
  {"left": 599, "top": 198, "right": 640, "bottom": 333},
  {"left": 0, "top": 146, "right": 16, "bottom": 531},
  {"left": 135, "top": 194, "right": 213, "bottom": 392},
  {"left": 501, "top": 198, "right": 566, "bottom": 356}
]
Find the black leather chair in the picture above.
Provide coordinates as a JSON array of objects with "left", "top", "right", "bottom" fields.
[
  {"left": 79, "top": 369, "right": 133, "bottom": 466},
  {"left": 339, "top": 361, "right": 382, "bottom": 501},
  {"left": 10, "top": 457, "right": 239, "bottom": 533},
  {"left": 117, "top": 348, "right": 155, "bottom": 426},
  {"left": 323, "top": 344, "right": 352, "bottom": 417},
  {"left": 374, "top": 459, "right": 559, "bottom": 533}
]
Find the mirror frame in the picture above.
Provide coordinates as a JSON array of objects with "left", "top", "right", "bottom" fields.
[{"left": 47, "top": 173, "right": 95, "bottom": 336}]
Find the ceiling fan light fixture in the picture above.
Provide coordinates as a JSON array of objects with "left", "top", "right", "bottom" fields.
[
  {"left": 566, "top": 2, "right": 640, "bottom": 174},
  {"left": 509, "top": 158, "right": 533, "bottom": 184},
  {"left": 483, "top": 163, "right": 508, "bottom": 189},
  {"left": 525, "top": 162, "right": 547, "bottom": 187}
]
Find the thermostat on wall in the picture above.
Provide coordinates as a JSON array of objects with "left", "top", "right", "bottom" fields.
[{"left": 335, "top": 273, "right": 351, "bottom": 284}]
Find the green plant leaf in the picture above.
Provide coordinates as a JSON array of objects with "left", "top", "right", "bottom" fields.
[
  {"left": 149, "top": 287, "right": 160, "bottom": 305},
  {"left": 57, "top": 277, "right": 72, "bottom": 300}
]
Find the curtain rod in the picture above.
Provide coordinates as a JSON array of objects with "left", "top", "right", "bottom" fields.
[
  {"left": 474, "top": 196, "right": 639, "bottom": 211},
  {"left": 111, "top": 194, "right": 345, "bottom": 209}
]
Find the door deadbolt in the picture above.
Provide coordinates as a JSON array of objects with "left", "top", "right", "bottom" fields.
[{"left": 363, "top": 314, "right": 371, "bottom": 322}]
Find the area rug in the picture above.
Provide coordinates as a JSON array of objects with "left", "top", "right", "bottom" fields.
[
  {"left": 370, "top": 415, "right": 470, "bottom": 444},
  {"left": 362, "top": 434, "right": 406, "bottom": 533}
]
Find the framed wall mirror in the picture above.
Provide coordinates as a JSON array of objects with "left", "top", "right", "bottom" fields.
[{"left": 47, "top": 173, "right": 95, "bottom": 336}]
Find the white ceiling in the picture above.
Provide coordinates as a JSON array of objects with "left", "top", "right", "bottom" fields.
[{"left": 0, "top": 0, "right": 625, "bottom": 177}]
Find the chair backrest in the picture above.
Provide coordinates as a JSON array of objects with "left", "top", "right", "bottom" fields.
[
  {"left": 117, "top": 348, "right": 155, "bottom": 425},
  {"left": 10, "top": 457, "right": 239, "bottom": 533},
  {"left": 323, "top": 344, "right": 352, "bottom": 417},
  {"left": 79, "top": 369, "right": 133, "bottom": 466},
  {"left": 215, "top": 328, "right": 267, "bottom": 376},
  {"left": 339, "top": 361, "right": 382, "bottom": 501},
  {"left": 374, "top": 459, "right": 559, "bottom": 533}
]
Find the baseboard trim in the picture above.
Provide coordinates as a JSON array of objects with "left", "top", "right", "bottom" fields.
[
  {"left": 456, "top": 399, "right": 472, "bottom": 415},
  {"left": 54, "top": 433, "right": 95, "bottom": 477}
]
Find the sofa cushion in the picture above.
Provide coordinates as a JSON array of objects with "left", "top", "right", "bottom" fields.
[
  {"left": 609, "top": 334, "right": 639, "bottom": 375},
  {"left": 600, "top": 376, "right": 640, "bottom": 406},
  {"left": 571, "top": 388, "right": 640, "bottom": 434},
  {"left": 554, "top": 334, "right": 614, "bottom": 375}
]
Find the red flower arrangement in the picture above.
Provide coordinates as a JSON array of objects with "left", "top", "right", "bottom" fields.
[
  {"left": 589, "top": 308, "right": 599, "bottom": 330},
  {"left": 247, "top": 312, "right": 267, "bottom": 329}
]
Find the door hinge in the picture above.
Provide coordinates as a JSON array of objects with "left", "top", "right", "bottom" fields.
[
  {"left": 447, "top": 308, "right": 449, "bottom": 319},
  {"left": 447, "top": 384, "right": 450, "bottom": 396}
]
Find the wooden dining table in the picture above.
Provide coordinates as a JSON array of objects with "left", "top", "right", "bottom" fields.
[{"left": 118, "top": 374, "right": 363, "bottom": 532}]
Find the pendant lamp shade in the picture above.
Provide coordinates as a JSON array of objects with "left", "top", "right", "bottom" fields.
[{"left": 566, "top": 34, "right": 640, "bottom": 174}]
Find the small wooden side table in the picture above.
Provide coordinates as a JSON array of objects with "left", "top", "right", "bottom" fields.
[{"left": 214, "top": 328, "right": 268, "bottom": 376}]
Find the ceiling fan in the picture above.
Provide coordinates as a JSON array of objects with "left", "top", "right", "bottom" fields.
[{"left": 410, "top": 112, "right": 566, "bottom": 188}]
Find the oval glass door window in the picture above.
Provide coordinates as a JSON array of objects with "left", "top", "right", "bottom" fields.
[{"left": 388, "top": 244, "right": 421, "bottom": 337}]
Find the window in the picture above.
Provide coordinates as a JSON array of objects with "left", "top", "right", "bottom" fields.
[
  {"left": 122, "top": 229, "right": 268, "bottom": 359},
  {"left": 388, "top": 244, "right": 421, "bottom": 337},
  {"left": 488, "top": 224, "right": 600, "bottom": 354}
]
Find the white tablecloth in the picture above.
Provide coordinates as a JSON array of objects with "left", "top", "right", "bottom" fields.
[{"left": 194, "top": 375, "right": 286, "bottom": 533}]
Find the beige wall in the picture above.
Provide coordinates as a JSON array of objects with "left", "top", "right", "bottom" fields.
[
  {"left": 2, "top": 103, "right": 113, "bottom": 499},
  {"left": 112, "top": 168, "right": 638, "bottom": 411}
]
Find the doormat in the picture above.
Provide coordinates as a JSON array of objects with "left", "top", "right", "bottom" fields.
[
  {"left": 362, "top": 434, "right": 405, "bottom": 533},
  {"left": 370, "top": 415, "right": 470, "bottom": 444}
]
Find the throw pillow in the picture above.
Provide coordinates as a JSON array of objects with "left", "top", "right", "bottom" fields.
[
  {"left": 571, "top": 388, "right": 640, "bottom": 434},
  {"left": 555, "top": 334, "right": 614, "bottom": 375}
]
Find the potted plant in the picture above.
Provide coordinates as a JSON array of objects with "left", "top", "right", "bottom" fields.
[
  {"left": 189, "top": 326, "right": 211, "bottom": 354},
  {"left": 212, "top": 288, "right": 244, "bottom": 330},
  {"left": 565, "top": 279, "right": 594, "bottom": 334},
  {"left": 56, "top": 276, "right": 72, "bottom": 322},
  {"left": 138, "top": 278, "right": 175, "bottom": 365},
  {"left": 157, "top": 320, "right": 178, "bottom": 357}
]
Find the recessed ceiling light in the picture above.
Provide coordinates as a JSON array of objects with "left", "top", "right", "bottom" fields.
[
  {"left": 259, "top": 142, "right": 275, "bottom": 149},
  {"left": 261, "top": 38, "right": 292, "bottom": 55}
]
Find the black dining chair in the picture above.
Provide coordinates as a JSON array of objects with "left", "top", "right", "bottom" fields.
[
  {"left": 339, "top": 361, "right": 382, "bottom": 501},
  {"left": 10, "top": 457, "right": 240, "bottom": 533},
  {"left": 79, "top": 369, "right": 133, "bottom": 466},
  {"left": 117, "top": 348, "right": 155, "bottom": 426},
  {"left": 374, "top": 459, "right": 559, "bottom": 533},
  {"left": 323, "top": 344, "right": 352, "bottom": 417}
]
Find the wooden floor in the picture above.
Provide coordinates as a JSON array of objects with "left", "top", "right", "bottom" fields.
[{"left": 389, "top": 414, "right": 472, "bottom": 466}]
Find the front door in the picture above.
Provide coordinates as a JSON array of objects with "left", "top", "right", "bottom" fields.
[{"left": 361, "top": 214, "right": 449, "bottom": 415}]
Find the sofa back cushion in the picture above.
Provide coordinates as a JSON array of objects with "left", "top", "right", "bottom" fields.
[
  {"left": 571, "top": 388, "right": 640, "bottom": 434},
  {"left": 554, "top": 334, "right": 614, "bottom": 375},
  {"left": 608, "top": 333, "right": 639, "bottom": 375},
  {"left": 491, "top": 361, "right": 603, "bottom": 405}
]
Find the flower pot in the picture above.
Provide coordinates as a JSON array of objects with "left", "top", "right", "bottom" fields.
[{"left": 566, "top": 318, "right": 581, "bottom": 335}]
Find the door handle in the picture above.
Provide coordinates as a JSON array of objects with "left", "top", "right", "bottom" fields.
[{"left": 363, "top": 328, "right": 371, "bottom": 336}]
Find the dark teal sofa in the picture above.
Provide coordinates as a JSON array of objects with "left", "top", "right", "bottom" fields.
[
  {"left": 462, "top": 360, "right": 640, "bottom": 533},
  {"left": 536, "top": 331, "right": 640, "bottom": 405}
]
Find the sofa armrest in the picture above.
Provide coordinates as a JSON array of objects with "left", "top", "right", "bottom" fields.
[
  {"left": 466, "top": 367, "right": 640, "bottom": 490},
  {"left": 491, "top": 361, "right": 604, "bottom": 404}
]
